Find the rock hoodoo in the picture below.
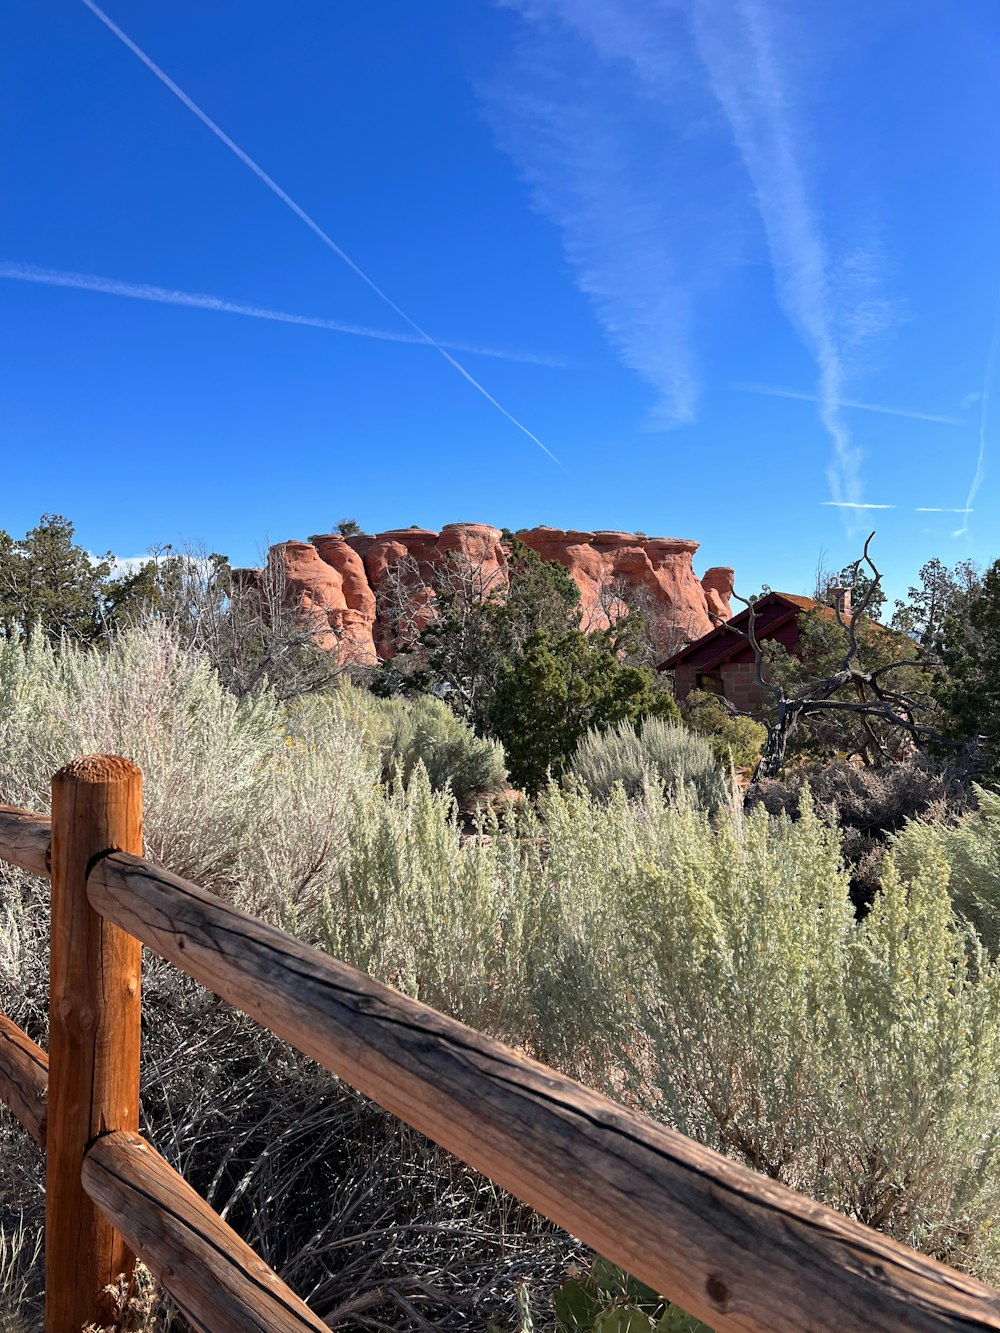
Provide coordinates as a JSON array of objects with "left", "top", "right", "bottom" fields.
[
  {"left": 261, "top": 524, "right": 733, "bottom": 665},
  {"left": 267, "top": 539, "right": 378, "bottom": 664}
]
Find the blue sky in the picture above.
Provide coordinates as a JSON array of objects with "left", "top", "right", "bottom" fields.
[{"left": 3, "top": 0, "right": 998, "bottom": 601}]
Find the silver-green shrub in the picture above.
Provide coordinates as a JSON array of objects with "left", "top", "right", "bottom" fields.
[
  {"left": 0, "top": 624, "right": 283, "bottom": 891},
  {"left": 373, "top": 692, "right": 509, "bottom": 808},
  {"left": 626, "top": 792, "right": 1000, "bottom": 1277},
  {"left": 0, "top": 626, "right": 559, "bottom": 1329},
  {"left": 893, "top": 787, "right": 1000, "bottom": 953},
  {"left": 291, "top": 685, "right": 509, "bottom": 809},
  {"left": 568, "top": 717, "right": 728, "bottom": 811},
  {"left": 4, "top": 625, "right": 1000, "bottom": 1295}
]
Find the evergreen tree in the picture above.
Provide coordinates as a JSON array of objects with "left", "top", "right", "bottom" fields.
[
  {"left": 489, "top": 628, "right": 677, "bottom": 793},
  {"left": 379, "top": 534, "right": 582, "bottom": 729},
  {"left": 938, "top": 558, "right": 1000, "bottom": 767},
  {"left": 0, "top": 514, "right": 116, "bottom": 642}
]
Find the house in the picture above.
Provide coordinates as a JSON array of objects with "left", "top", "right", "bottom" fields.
[{"left": 658, "top": 588, "right": 852, "bottom": 712}]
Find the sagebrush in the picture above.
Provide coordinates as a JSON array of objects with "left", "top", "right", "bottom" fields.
[
  {"left": 4, "top": 624, "right": 1000, "bottom": 1328},
  {"left": 568, "top": 716, "right": 728, "bottom": 810}
]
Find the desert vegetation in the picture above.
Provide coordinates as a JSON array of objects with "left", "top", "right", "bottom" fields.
[{"left": 2, "top": 517, "right": 1000, "bottom": 1329}]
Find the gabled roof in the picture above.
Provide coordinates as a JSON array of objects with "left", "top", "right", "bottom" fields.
[{"left": 658, "top": 591, "right": 841, "bottom": 673}]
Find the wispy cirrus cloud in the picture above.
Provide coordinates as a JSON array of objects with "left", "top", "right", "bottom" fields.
[
  {"left": 823, "top": 503, "right": 975, "bottom": 514},
  {"left": 0, "top": 260, "right": 570, "bottom": 367},
  {"left": 485, "top": 1, "right": 724, "bottom": 427},
  {"left": 488, "top": 0, "right": 893, "bottom": 508},
  {"left": 955, "top": 286, "right": 1000, "bottom": 535}
]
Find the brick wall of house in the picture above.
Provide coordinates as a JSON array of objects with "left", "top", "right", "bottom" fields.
[
  {"left": 719, "top": 660, "right": 765, "bottom": 712},
  {"left": 673, "top": 664, "right": 699, "bottom": 701},
  {"left": 662, "top": 596, "right": 806, "bottom": 713}
]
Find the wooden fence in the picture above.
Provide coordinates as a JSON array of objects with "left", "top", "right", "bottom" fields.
[{"left": 2, "top": 754, "right": 1000, "bottom": 1331}]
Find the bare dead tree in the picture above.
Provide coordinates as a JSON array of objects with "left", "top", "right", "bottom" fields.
[
  {"left": 591, "top": 573, "right": 691, "bottom": 666},
  {"left": 721, "top": 534, "right": 968, "bottom": 783},
  {"left": 375, "top": 547, "right": 509, "bottom": 651},
  {"left": 140, "top": 544, "right": 350, "bottom": 700},
  {"left": 370, "top": 552, "right": 431, "bottom": 657},
  {"left": 372, "top": 545, "right": 513, "bottom": 717}
]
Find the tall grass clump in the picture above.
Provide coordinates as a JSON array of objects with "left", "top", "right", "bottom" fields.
[{"left": 568, "top": 717, "right": 728, "bottom": 810}]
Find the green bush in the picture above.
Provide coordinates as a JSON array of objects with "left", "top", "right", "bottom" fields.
[
  {"left": 490, "top": 629, "right": 678, "bottom": 793},
  {"left": 679, "top": 689, "right": 765, "bottom": 771},
  {"left": 568, "top": 717, "right": 728, "bottom": 811},
  {"left": 552, "top": 1258, "right": 712, "bottom": 1332}
]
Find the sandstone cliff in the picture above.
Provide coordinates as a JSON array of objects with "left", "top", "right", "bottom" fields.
[{"left": 262, "top": 525, "right": 733, "bottom": 665}]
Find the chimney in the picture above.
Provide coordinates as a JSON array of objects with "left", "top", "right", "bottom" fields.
[{"left": 827, "top": 583, "right": 851, "bottom": 618}]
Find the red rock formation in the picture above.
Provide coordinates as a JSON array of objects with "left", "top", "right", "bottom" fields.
[
  {"left": 436, "top": 523, "right": 508, "bottom": 590},
  {"left": 517, "top": 528, "right": 725, "bottom": 645},
  {"left": 265, "top": 524, "right": 733, "bottom": 664},
  {"left": 271, "top": 540, "right": 377, "bottom": 665},
  {"left": 701, "top": 566, "right": 735, "bottom": 624}
]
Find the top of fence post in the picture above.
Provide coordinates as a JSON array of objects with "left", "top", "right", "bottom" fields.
[{"left": 46, "top": 754, "right": 143, "bottom": 1333}]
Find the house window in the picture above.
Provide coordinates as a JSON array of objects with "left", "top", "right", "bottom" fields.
[{"left": 696, "top": 672, "right": 722, "bottom": 695}]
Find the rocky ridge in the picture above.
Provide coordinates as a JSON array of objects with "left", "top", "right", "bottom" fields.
[{"left": 264, "top": 525, "right": 733, "bottom": 665}]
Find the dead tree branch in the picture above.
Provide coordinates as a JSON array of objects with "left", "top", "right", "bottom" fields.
[{"left": 717, "top": 535, "right": 967, "bottom": 782}]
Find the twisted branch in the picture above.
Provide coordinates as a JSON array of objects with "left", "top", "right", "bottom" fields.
[{"left": 711, "top": 535, "right": 969, "bottom": 781}]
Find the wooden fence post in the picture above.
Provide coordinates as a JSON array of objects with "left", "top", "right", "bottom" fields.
[{"left": 47, "top": 756, "right": 143, "bottom": 1333}]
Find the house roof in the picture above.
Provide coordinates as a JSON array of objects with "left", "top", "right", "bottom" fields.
[
  {"left": 658, "top": 591, "right": 848, "bottom": 673},
  {"left": 774, "top": 592, "right": 820, "bottom": 611}
]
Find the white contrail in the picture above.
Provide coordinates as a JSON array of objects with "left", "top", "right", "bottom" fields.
[
  {"left": 916, "top": 507, "right": 973, "bottom": 514},
  {"left": 80, "top": 0, "right": 562, "bottom": 468},
  {"left": 0, "top": 260, "right": 570, "bottom": 367},
  {"left": 730, "top": 382, "right": 969, "bottom": 427},
  {"left": 822, "top": 501, "right": 894, "bottom": 510},
  {"left": 693, "top": 0, "right": 862, "bottom": 510},
  {"left": 955, "top": 285, "right": 1000, "bottom": 535}
]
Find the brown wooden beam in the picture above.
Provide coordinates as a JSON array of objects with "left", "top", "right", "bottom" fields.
[
  {"left": 0, "top": 805, "right": 51, "bottom": 878},
  {"left": 83, "top": 1130, "right": 328, "bottom": 1333},
  {"left": 0, "top": 1010, "right": 47, "bottom": 1147},
  {"left": 88, "top": 850, "right": 1000, "bottom": 1333},
  {"left": 47, "top": 757, "right": 143, "bottom": 1333}
]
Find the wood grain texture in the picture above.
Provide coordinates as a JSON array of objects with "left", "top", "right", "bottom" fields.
[
  {"left": 88, "top": 850, "right": 1000, "bottom": 1333},
  {"left": 0, "top": 1010, "right": 47, "bottom": 1147},
  {"left": 47, "top": 757, "right": 143, "bottom": 1333},
  {"left": 0, "top": 805, "right": 51, "bottom": 878},
  {"left": 82, "top": 1130, "right": 328, "bottom": 1333}
]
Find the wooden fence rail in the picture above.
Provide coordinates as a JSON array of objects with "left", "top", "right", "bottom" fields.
[
  {"left": 3, "top": 758, "right": 1000, "bottom": 1332},
  {"left": 0, "top": 1011, "right": 47, "bottom": 1147}
]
